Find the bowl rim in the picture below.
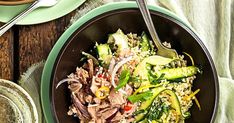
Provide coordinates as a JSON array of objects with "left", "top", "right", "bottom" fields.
[
  {"left": 0, "top": 0, "right": 34, "bottom": 5},
  {"left": 41, "top": 1, "right": 219, "bottom": 123}
]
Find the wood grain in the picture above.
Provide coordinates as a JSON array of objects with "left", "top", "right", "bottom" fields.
[
  {"left": 0, "top": 23, "right": 14, "bottom": 80},
  {"left": 0, "top": 0, "right": 34, "bottom": 6},
  {"left": 18, "top": 11, "right": 76, "bottom": 77}
]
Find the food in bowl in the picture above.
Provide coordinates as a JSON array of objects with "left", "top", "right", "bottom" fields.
[{"left": 56, "top": 29, "right": 201, "bottom": 123}]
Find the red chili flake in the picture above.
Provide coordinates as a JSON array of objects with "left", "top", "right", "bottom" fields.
[
  {"left": 98, "top": 74, "right": 103, "bottom": 78},
  {"left": 124, "top": 105, "right": 132, "bottom": 112}
]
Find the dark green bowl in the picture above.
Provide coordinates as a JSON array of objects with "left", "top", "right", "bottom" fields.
[{"left": 41, "top": 1, "right": 219, "bottom": 123}]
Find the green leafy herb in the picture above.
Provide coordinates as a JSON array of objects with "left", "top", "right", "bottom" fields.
[
  {"left": 149, "top": 73, "right": 166, "bottom": 85},
  {"left": 127, "top": 91, "right": 153, "bottom": 103},
  {"left": 80, "top": 56, "right": 86, "bottom": 62},
  {"left": 146, "top": 63, "right": 166, "bottom": 85},
  {"left": 115, "top": 69, "right": 130, "bottom": 91},
  {"left": 129, "top": 76, "right": 141, "bottom": 82},
  {"left": 129, "top": 76, "right": 147, "bottom": 83},
  {"left": 169, "top": 77, "right": 186, "bottom": 83},
  {"left": 146, "top": 100, "right": 169, "bottom": 121},
  {"left": 184, "top": 111, "right": 191, "bottom": 119},
  {"left": 133, "top": 109, "right": 146, "bottom": 116}
]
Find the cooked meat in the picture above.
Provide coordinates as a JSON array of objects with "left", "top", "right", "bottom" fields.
[
  {"left": 96, "top": 118, "right": 105, "bottom": 123},
  {"left": 88, "top": 120, "right": 95, "bottom": 123},
  {"left": 85, "top": 95, "right": 93, "bottom": 103},
  {"left": 67, "top": 73, "right": 79, "bottom": 82},
  {"left": 98, "top": 107, "right": 112, "bottom": 114},
  {"left": 101, "top": 79, "right": 111, "bottom": 88},
  {"left": 90, "top": 77, "right": 100, "bottom": 94},
  {"left": 98, "top": 102, "right": 110, "bottom": 109},
  {"left": 111, "top": 111, "right": 124, "bottom": 122},
  {"left": 88, "top": 103, "right": 118, "bottom": 123},
  {"left": 71, "top": 93, "right": 90, "bottom": 120},
  {"left": 123, "top": 103, "right": 137, "bottom": 117},
  {"left": 127, "top": 118, "right": 135, "bottom": 123},
  {"left": 87, "top": 104, "right": 98, "bottom": 119},
  {"left": 68, "top": 82, "right": 82, "bottom": 93},
  {"left": 88, "top": 119, "right": 105, "bottom": 123},
  {"left": 88, "top": 117, "right": 106, "bottom": 123},
  {"left": 90, "top": 76, "right": 111, "bottom": 94},
  {"left": 108, "top": 88, "right": 125, "bottom": 106},
  {"left": 76, "top": 67, "right": 89, "bottom": 84},
  {"left": 118, "top": 48, "right": 132, "bottom": 58},
  {"left": 101, "top": 108, "right": 118, "bottom": 120},
  {"left": 93, "top": 97, "right": 101, "bottom": 104},
  {"left": 77, "top": 91, "right": 86, "bottom": 104},
  {"left": 108, "top": 58, "right": 115, "bottom": 74},
  {"left": 125, "top": 84, "right": 133, "bottom": 96},
  {"left": 67, "top": 105, "right": 77, "bottom": 116},
  {"left": 88, "top": 59, "right": 94, "bottom": 77}
]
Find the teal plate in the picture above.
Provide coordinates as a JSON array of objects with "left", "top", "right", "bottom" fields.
[
  {"left": 0, "top": 0, "right": 86, "bottom": 25},
  {"left": 41, "top": 1, "right": 205, "bottom": 123}
]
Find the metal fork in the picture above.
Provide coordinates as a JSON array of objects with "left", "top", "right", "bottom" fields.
[
  {"left": 136, "top": 0, "right": 178, "bottom": 58},
  {"left": 0, "top": 0, "right": 58, "bottom": 36}
]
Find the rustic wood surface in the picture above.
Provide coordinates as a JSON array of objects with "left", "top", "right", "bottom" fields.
[
  {"left": 0, "top": 11, "right": 76, "bottom": 82},
  {"left": 0, "top": 23, "right": 14, "bottom": 81}
]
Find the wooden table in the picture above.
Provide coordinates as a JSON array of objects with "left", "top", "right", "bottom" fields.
[{"left": 0, "top": 10, "right": 76, "bottom": 82}]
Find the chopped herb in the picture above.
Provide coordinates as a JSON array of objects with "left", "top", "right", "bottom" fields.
[
  {"left": 184, "top": 111, "right": 191, "bottom": 119},
  {"left": 130, "top": 76, "right": 147, "bottom": 83},
  {"left": 80, "top": 56, "right": 86, "bottom": 62},
  {"left": 169, "top": 77, "right": 186, "bottom": 82},
  {"left": 145, "top": 100, "right": 169, "bottom": 121},
  {"left": 149, "top": 73, "right": 165, "bottom": 85},
  {"left": 133, "top": 109, "right": 146, "bottom": 116},
  {"left": 129, "top": 76, "right": 141, "bottom": 82},
  {"left": 115, "top": 69, "right": 130, "bottom": 91},
  {"left": 127, "top": 90, "right": 153, "bottom": 103},
  {"left": 146, "top": 63, "right": 166, "bottom": 85}
]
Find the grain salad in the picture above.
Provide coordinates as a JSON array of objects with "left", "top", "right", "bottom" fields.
[{"left": 57, "top": 29, "right": 201, "bottom": 123}]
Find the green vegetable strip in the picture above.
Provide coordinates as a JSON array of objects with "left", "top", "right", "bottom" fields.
[
  {"left": 115, "top": 69, "right": 130, "bottom": 91},
  {"left": 96, "top": 44, "right": 112, "bottom": 59},
  {"left": 107, "top": 29, "right": 129, "bottom": 53},
  {"left": 141, "top": 32, "right": 150, "bottom": 51},
  {"left": 155, "top": 66, "right": 199, "bottom": 80},
  {"left": 128, "top": 91, "right": 153, "bottom": 103},
  {"left": 134, "top": 87, "right": 166, "bottom": 122},
  {"left": 96, "top": 43, "right": 112, "bottom": 65},
  {"left": 139, "top": 90, "right": 182, "bottom": 122},
  {"left": 146, "top": 102, "right": 169, "bottom": 120}
]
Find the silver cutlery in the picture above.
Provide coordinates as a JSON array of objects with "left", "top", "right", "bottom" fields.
[
  {"left": 136, "top": 0, "right": 178, "bottom": 58},
  {"left": 0, "top": 0, "right": 58, "bottom": 36}
]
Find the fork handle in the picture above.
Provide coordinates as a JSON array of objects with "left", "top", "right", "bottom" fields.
[
  {"left": 0, "top": 1, "right": 39, "bottom": 36},
  {"left": 136, "top": 0, "right": 164, "bottom": 49}
]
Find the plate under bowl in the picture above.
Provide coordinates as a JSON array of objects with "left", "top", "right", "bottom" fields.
[
  {"left": 0, "top": 0, "right": 34, "bottom": 5},
  {"left": 41, "top": 2, "right": 219, "bottom": 123}
]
